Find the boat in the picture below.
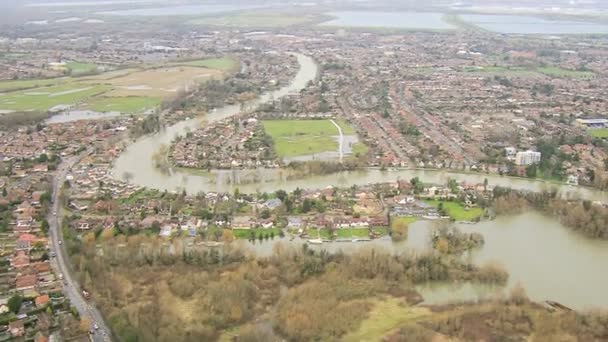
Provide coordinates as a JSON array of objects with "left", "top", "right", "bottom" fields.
[{"left": 307, "top": 238, "right": 323, "bottom": 244}]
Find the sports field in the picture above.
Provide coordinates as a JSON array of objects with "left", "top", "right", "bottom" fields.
[{"left": 262, "top": 119, "right": 357, "bottom": 158}]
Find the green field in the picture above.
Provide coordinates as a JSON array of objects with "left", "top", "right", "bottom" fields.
[
  {"left": 461, "top": 65, "right": 594, "bottom": 79},
  {"left": 262, "top": 119, "right": 359, "bottom": 158},
  {"left": 336, "top": 228, "right": 370, "bottom": 238},
  {"left": 424, "top": 200, "right": 483, "bottom": 221},
  {"left": 188, "top": 12, "right": 317, "bottom": 28},
  {"left": 0, "top": 78, "right": 65, "bottom": 92},
  {"left": 0, "top": 56, "right": 234, "bottom": 114},
  {"left": 232, "top": 228, "right": 280, "bottom": 239},
  {"left": 341, "top": 298, "right": 429, "bottom": 342},
  {"left": 307, "top": 228, "right": 332, "bottom": 239},
  {"left": 0, "top": 84, "right": 109, "bottom": 111},
  {"left": 588, "top": 128, "right": 608, "bottom": 138},
  {"left": 180, "top": 57, "right": 238, "bottom": 71},
  {"left": 537, "top": 66, "right": 595, "bottom": 79},
  {"left": 67, "top": 62, "right": 98, "bottom": 75},
  {"left": 86, "top": 96, "right": 161, "bottom": 113}
]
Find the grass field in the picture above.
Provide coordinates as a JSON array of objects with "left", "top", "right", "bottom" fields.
[
  {"left": 537, "top": 66, "right": 595, "bottom": 79},
  {"left": 391, "top": 216, "right": 418, "bottom": 228},
  {"left": 67, "top": 62, "right": 98, "bottom": 75},
  {"left": 232, "top": 228, "right": 281, "bottom": 239},
  {"left": 341, "top": 298, "right": 430, "bottom": 342},
  {"left": 307, "top": 228, "right": 332, "bottom": 239},
  {"left": 179, "top": 57, "right": 238, "bottom": 71},
  {"left": 336, "top": 228, "right": 370, "bottom": 238},
  {"left": 424, "top": 200, "right": 483, "bottom": 221},
  {"left": 0, "top": 78, "right": 65, "bottom": 92},
  {"left": 188, "top": 12, "right": 317, "bottom": 28},
  {"left": 0, "top": 84, "right": 109, "bottom": 111},
  {"left": 462, "top": 65, "right": 595, "bottom": 79},
  {"left": 588, "top": 128, "right": 608, "bottom": 138},
  {"left": 0, "top": 56, "right": 232, "bottom": 114},
  {"left": 85, "top": 96, "right": 161, "bottom": 113},
  {"left": 262, "top": 119, "right": 359, "bottom": 158}
]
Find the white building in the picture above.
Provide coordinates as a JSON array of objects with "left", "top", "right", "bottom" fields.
[{"left": 515, "top": 151, "right": 541, "bottom": 166}]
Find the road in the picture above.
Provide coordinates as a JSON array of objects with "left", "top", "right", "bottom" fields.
[
  {"left": 330, "top": 119, "right": 344, "bottom": 163},
  {"left": 47, "top": 152, "right": 112, "bottom": 342}
]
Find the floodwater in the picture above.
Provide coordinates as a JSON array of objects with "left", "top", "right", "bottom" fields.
[
  {"left": 321, "top": 11, "right": 456, "bottom": 30},
  {"left": 460, "top": 14, "right": 608, "bottom": 34},
  {"left": 98, "top": 4, "right": 261, "bottom": 16},
  {"left": 46, "top": 110, "right": 121, "bottom": 124},
  {"left": 112, "top": 53, "right": 608, "bottom": 202},
  {"left": 112, "top": 52, "right": 608, "bottom": 311},
  {"left": 237, "top": 212, "right": 608, "bottom": 310}
]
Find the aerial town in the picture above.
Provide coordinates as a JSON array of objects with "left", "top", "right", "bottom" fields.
[{"left": 0, "top": 0, "right": 608, "bottom": 341}]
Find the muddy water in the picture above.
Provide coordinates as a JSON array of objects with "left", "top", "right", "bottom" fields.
[
  {"left": 237, "top": 212, "right": 608, "bottom": 310},
  {"left": 113, "top": 53, "right": 608, "bottom": 310}
]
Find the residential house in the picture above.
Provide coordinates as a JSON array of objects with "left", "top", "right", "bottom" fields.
[
  {"left": 9, "top": 319, "right": 24, "bottom": 337},
  {"left": 35, "top": 294, "right": 49, "bottom": 308},
  {"left": 11, "top": 251, "right": 30, "bottom": 269},
  {"left": 232, "top": 216, "right": 254, "bottom": 229},
  {"left": 286, "top": 216, "right": 303, "bottom": 229},
  {"left": 15, "top": 274, "right": 37, "bottom": 291}
]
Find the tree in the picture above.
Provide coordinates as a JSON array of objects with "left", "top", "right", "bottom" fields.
[
  {"left": 221, "top": 230, "right": 235, "bottom": 243},
  {"left": 8, "top": 295, "right": 22, "bottom": 313},
  {"left": 41, "top": 219, "right": 49, "bottom": 233},
  {"left": 260, "top": 209, "right": 271, "bottom": 219},
  {"left": 150, "top": 221, "right": 161, "bottom": 233}
]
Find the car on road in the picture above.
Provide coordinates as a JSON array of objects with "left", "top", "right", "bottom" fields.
[
  {"left": 53, "top": 211, "right": 57, "bottom": 216},
  {"left": 94, "top": 323, "right": 99, "bottom": 330},
  {"left": 58, "top": 240, "right": 62, "bottom": 245}
]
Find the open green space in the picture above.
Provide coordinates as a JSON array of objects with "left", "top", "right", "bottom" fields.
[
  {"left": 424, "top": 200, "right": 484, "bottom": 222},
  {"left": 336, "top": 119, "right": 356, "bottom": 134},
  {"left": 0, "top": 84, "right": 109, "bottom": 111},
  {"left": 307, "top": 228, "right": 332, "bottom": 239},
  {"left": 179, "top": 57, "right": 238, "bottom": 71},
  {"left": 336, "top": 228, "right": 370, "bottom": 238},
  {"left": 462, "top": 65, "right": 595, "bottom": 79},
  {"left": 0, "top": 55, "right": 234, "bottom": 114},
  {"left": 86, "top": 96, "right": 161, "bottom": 113},
  {"left": 391, "top": 216, "right": 418, "bottom": 228},
  {"left": 188, "top": 12, "right": 318, "bottom": 28},
  {"left": 341, "top": 297, "right": 429, "bottom": 342},
  {"left": 537, "top": 66, "right": 595, "bottom": 79},
  {"left": 232, "top": 228, "right": 281, "bottom": 239},
  {"left": 588, "top": 128, "right": 608, "bottom": 138},
  {"left": 0, "top": 78, "right": 65, "bottom": 93},
  {"left": 262, "top": 119, "right": 359, "bottom": 158},
  {"left": 67, "top": 62, "right": 98, "bottom": 75}
]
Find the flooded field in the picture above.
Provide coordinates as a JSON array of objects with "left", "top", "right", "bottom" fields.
[{"left": 321, "top": 11, "right": 456, "bottom": 30}]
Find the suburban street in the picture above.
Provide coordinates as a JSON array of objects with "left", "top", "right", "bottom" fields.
[{"left": 47, "top": 152, "right": 111, "bottom": 342}]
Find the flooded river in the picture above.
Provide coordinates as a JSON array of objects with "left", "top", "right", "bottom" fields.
[
  {"left": 113, "top": 53, "right": 608, "bottom": 310},
  {"left": 236, "top": 212, "right": 608, "bottom": 311}
]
